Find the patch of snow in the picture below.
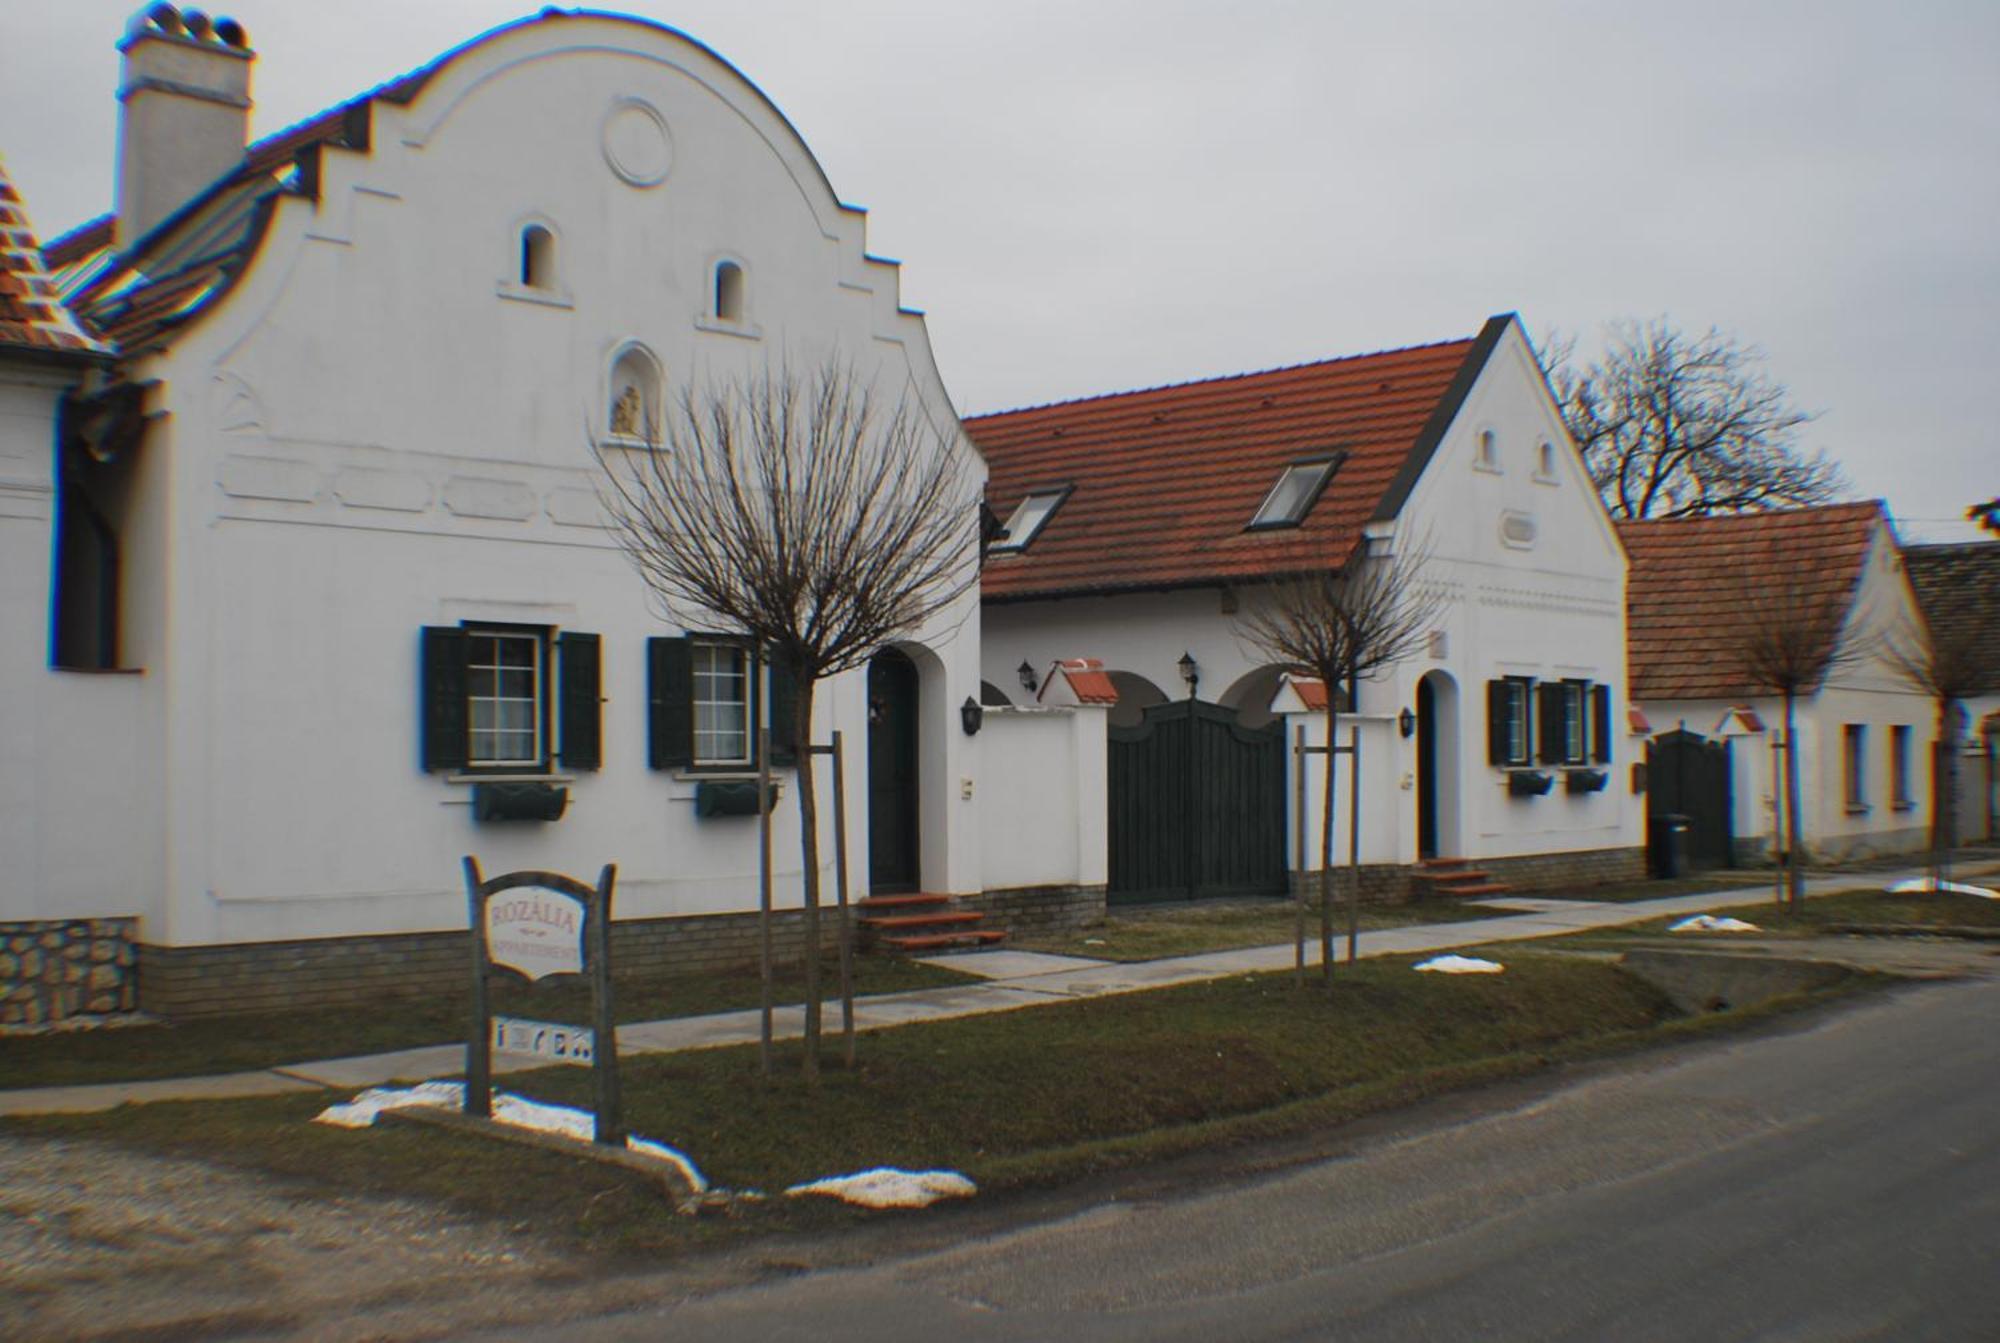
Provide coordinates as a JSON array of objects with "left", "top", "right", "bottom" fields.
[
  {"left": 1413, "top": 955, "right": 1504, "bottom": 974},
  {"left": 1668, "top": 914, "right": 1762, "bottom": 933},
  {"left": 785, "top": 1168, "right": 977, "bottom": 1209},
  {"left": 312, "top": 1082, "right": 707, "bottom": 1191},
  {"left": 1887, "top": 877, "right": 1999, "bottom": 900}
]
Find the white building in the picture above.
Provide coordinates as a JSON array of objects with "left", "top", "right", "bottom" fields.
[
  {"left": 3, "top": 7, "right": 1019, "bottom": 1018},
  {"left": 969, "top": 315, "right": 1645, "bottom": 901},
  {"left": 1621, "top": 502, "right": 1934, "bottom": 864}
]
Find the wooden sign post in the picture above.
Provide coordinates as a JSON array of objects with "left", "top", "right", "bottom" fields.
[{"left": 463, "top": 856, "right": 623, "bottom": 1145}]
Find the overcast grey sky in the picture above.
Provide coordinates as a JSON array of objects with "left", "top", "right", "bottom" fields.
[{"left": 4, "top": 1, "right": 1994, "bottom": 540}]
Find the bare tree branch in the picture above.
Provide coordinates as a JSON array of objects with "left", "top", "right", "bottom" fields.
[
  {"left": 595, "top": 355, "right": 981, "bottom": 1079},
  {"left": 1885, "top": 613, "right": 1984, "bottom": 877},
  {"left": 1542, "top": 319, "right": 1844, "bottom": 521}
]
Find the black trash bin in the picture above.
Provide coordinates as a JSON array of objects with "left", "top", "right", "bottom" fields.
[{"left": 1649, "top": 813, "right": 1692, "bottom": 878}]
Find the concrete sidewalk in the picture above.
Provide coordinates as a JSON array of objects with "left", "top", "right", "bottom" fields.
[{"left": 4, "top": 862, "right": 1992, "bottom": 1117}]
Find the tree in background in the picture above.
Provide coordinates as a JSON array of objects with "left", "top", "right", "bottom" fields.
[
  {"left": 598, "top": 358, "right": 980, "bottom": 1080},
  {"left": 1542, "top": 320, "right": 1845, "bottom": 520},
  {"left": 1886, "top": 615, "right": 1984, "bottom": 886},
  {"left": 1236, "top": 541, "right": 1440, "bottom": 989}
]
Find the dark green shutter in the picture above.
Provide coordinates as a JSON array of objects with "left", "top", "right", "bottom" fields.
[
  {"left": 1591, "top": 684, "right": 1612, "bottom": 764},
  {"left": 1487, "top": 680, "right": 1510, "bottom": 765},
  {"left": 648, "top": 636, "right": 693, "bottom": 769},
  {"left": 1537, "top": 682, "right": 1566, "bottom": 764},
  {"left": 557, "top": 632, "right": 601, "bottom": 771},
  {"left": 768, "top": 656, "right": 800, "bottom": 767},
  {"left": 420, "top": 625, "right": 468, "bottom": 772}
]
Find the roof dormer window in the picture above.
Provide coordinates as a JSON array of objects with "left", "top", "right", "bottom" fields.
[
  {"left": 990, "top": 487, "right": 1070, "bottom": 553},
  {"left": 1247, "top": 455, "right": 1341, "bottom": 530}
]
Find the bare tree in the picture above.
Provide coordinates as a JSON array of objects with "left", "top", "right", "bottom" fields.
[
  {"left": 1544, "top": 320, "right": 1844, "bottom": 520},
  {"left": 1236, "top": 542, "right": 1440, "bottom": 989},
  {"left": 1732, "top": 559, "right": 1871, "bottom": 908},
  {"left": 1970, "top": 498, "right": 2000, "bottom": 537},
  {"left": 1885, "top": 617, "right": 1984, "bottom": 885},
  {"left": 597, "top": 357, "right": 980, "bottom": 1079}
]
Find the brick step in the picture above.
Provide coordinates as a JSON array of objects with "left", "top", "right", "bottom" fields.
[
  {"left": 1420, "top": 857, "right": 1477, "bottom": 870},
  {"left": 856, "top": 910, "right": 987, "bottom": 931},
  {"left": 1438, "top": 881, "right": 1514, "bottom": 898},
  {"left": 1426, "top": 870, "right": 1495, "bottom": 887},
  {"left": 854, "top": 893, "right": 953, "bottom": 912},
  {"left": 880, "top": 929, "right": 1008, "bottom": 953}
]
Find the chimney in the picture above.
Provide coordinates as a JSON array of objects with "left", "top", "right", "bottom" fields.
[{"left": 115, "top": 5, "right": 254, "bottom": 249}]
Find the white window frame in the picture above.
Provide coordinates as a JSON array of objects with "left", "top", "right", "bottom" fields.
[
  {"left": 1890, "top": 724, "right": 1914, "bottom": 809},
  {"left": 1500, "top": 677, "right": 1531, "bottom": 766},
  {"left": 692, "top": 640, "right": 753, "bottom": 767},
  {"left": 1561, "top": 680, "right": 1587, "bottom": 764},
  {"left": 1248, "top": 457, "right": 1339, "bottom": 530},
  {"left": 991, "top": 487, "right": 1070, "bottom": 553},
  {"left": 1843, "top": 724, "right": 1868, "bottom": 811},
  {"left": 466, "top": 627, "right": 546, "bottom": 769}
]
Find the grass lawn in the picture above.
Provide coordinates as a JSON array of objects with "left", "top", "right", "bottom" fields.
[
  {"left": 0, "top": 955, "right": 977, "bottom": 1091},
  {"left": 1547, "top": 871, "right": 1776, "bottom": 903},
  {"left": 1675, "top": 889, "right": 2000, "bottom": 935},
  {"left": 0, "top": 953, "right": 1874, "bottom": 1256},
  {"left": 1011, "top": 897, "right": 1508, "bottom": 962}
]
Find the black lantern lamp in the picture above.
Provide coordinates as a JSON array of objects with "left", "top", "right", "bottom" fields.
[
  {"left": 1177, "top": 651, "right": 1199, "bottom": 698},
  {"left": 1017, "top": 659, "right": 1038, "bottom": 694},
  {"left": 1399, "top": 707, "right": 1417, "bottom": 738},
  {"left": 960, "top": 696, "right": 984, "bottom": 736}
]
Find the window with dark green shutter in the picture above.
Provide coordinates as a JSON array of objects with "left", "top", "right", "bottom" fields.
[
  {"left": 421, "top": 623, "right": 582, "bottom": 775},
  {"left": 1590, "top": 684, "right": 1612, "bottom": 764},
  {"left": 1488, "top": 677, "right": 1533, "bottom": 766},
  {"left": 648, "top": 636, "right": 694, "bottom": 770},
  {"left": 767, "top": 656, "right": 800, "bottom": 766},
  {"left": 557, "top": 632, "right": 602, "bottom": 771},
  {"left": 421, "top": 626, "right": 469, "bottom": 772}
]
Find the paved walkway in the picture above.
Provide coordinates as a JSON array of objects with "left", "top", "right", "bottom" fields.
[{"left": 4, "top": 862, "right": 1993, "bottom": 1118}]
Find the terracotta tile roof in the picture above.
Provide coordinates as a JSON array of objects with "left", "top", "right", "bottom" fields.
[
  {"left": 1901, "top": 542, "right": 2000, "bottom": 695},
  {"left": 1040, "top": 658, "right": 1119, "bottom": 706},
  {"left": 967, "top": 317, "right": 1510, "bottom": 600},
  {"left": 1618, "top": 502, "right": 1885, "bottom": 702},
  {"left": 1626, "top": 706, "right": 1652, "bottom": 734},
  {"left": 0, "top": 157, "right": 110, "bottom": 361},
  {"left": 1287, "top": 676, "right": 1332, "bottom": 713}
]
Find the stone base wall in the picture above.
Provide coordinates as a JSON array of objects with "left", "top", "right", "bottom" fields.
[
  {"left": 1288, "top": 847, "right": 1648, "bottom": 906},
  {"left": 1, "top": 919, "right": 140, "bottom": 1025},
  {"left": 965, "top": 883, "right": 1106, "bottom": 934},
  {"left": 137, "top": 907, "right": 835, "bottom": 1020}
]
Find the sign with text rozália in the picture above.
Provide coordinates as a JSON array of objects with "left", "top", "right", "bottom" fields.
[
  {"left": 462, "top": 856, "right": 623, "bottom": 1145},
  {"left": 485, "top": 888, "right": 585, "bottom": 981}
]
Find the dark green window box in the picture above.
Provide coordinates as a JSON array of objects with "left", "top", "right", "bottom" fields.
[
  {"left": 694, "top": 780, "right": 779, "bottom": 818},
  {"left": 1565, "top": 768, "right": 1609, "bottom": 795},
  {"left": 472, "top": 781, "right": 569, "bottom": 822},
  {"left": 1507, "top": 770, "right": 1554, "bottom": 798}
]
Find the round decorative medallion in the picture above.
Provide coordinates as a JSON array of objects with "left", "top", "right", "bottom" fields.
[{"left": 601, "top": 98, "right": 672, "bottom": 187}]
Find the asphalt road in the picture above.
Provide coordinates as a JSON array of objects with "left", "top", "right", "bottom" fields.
[{"left": 511, "top": 974, "right": 2000, "bottom": 1342}]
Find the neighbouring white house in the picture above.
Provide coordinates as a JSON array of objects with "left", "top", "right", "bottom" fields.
[
  {"left": 1621, "top": 502, "right": 1935, "bottom": 865},
  {"left": 967, "top": 315, "right": 1645, "bottom": 903},
  {"left": 1899, "top": 540, "right": 2000, "bottom": 844},
  {"left": 0, "top": 6, "right": 1048, "bottom": 1020}
]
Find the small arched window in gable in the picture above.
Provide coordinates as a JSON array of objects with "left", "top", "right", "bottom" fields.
[
  {"left": 520, "top": 224, "right": 555, "bottom": 290},
  {"left": 608, "top": 345, "right": 662, "bottom": 442},
  {"left": 713, "top": 260, "right": 746, "bottom": 323},
  {"left": 1538, "top": 440, "right": 1557, "bottom": 479},
  {"left": 1475, "top": 428, "right": 1500, "bottom": 472}
]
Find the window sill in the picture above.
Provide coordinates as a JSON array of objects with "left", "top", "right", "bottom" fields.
[
  {"left": 1472, "top": 462, "right": 1503, "bottom": 476},
  {"left": 51, "top": 664, "right": 145, "bottom": 675},
  {"left": 1891, "top": 800, "right": 1917, "bottom": 812},
  {"left": 599, "top": 433, "right": 658, "bottom": 451},
  {"left": 694, "top": 315, "right": 763, "bottom": 341},
  {"left": 1532, "top": 473, "right": 1560, "bottom": 487},
  {"left": 445, "top": 771, "right": 577, "bottom": 785},
  {"left": 1844, "top": 804, "right": 1870, "bottom": 816},
  {"left": 495, "top": 283, "right": 574, "bottom": 310},
  {"left": 674, "top": 766, "right": 788, "bottom": 782}
]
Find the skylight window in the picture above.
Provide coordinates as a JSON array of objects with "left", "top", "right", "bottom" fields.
[
  {"left": 1248, "top": 456, "right": 1341, "bottom": 530},
  {"left": 990, "top": 487, "right": 1070, "bottom": 553}
]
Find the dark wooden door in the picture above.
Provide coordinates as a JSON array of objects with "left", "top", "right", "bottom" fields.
[
  {"left": 1647, "top": 729, "right": 1734, "bottom": 870},
  {"left": 1416, "top": 677, "right": 1439, "bottom": 860},
  {"left": 867, "top": 649, "right": 921, "bottom": 892},
  {"left": 1108, "top": 700, "right": 1286, "bottom": 905}
]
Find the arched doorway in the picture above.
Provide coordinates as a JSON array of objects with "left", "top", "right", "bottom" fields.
[
  {"left": 867, "top": 649, "right": 921, "bottom": 892},
  {"left": 1416, "top": 670, "right": 1460, "bottom": 860}
]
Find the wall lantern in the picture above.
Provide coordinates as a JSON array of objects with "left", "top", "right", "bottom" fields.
[
  {"left": 1177, "top": 651, "right": 1199, "bottom": 697},
  {"left": 1398, "top": 707, "right": 1416, "bottom": 739},
  {"left": 1017, "top": 659, "right": 1038, "bottom": 694},
  {"left": 960, "top": 696, "right": 984, "bottom": 736}
]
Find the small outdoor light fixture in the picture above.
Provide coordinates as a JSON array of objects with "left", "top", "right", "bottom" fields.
[
  {"left": 1017, "top": 659, "right": 1038, "bottom": 694},
  {"left": 960, "top": 696, "right": 984, "bottom": 736},
  {"left": 1177, "top": 651, "right": 1199, "bottom": 696},
  {"left": 1399, "top": 707, "right": 1417, "bottom": 738}
]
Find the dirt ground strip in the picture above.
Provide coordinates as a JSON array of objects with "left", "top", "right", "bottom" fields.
[{"left": 0, "top": 1132, "right": 662, "bottom": 1341}]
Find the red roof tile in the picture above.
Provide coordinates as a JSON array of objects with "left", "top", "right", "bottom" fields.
[
  {"left": 1041, "top": 658, "right": 1119, "bottom": 705},
  {"left": 1618, "top": 502, "right": 1885, "bottom": 702},
  {"left": 967, "top": 318, "right": 1509, "bottom": 601},
  {"left": 1901, "top": 542, "right": 2000, "bottom": 695},
  {"left": 0, "top": 157, "right": 110, "bottom": 360}
]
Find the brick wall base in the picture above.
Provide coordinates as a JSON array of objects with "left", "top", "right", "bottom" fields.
[
  {"left": 1288, "top": 846, "right": 1648, "bottom": 906},
  {"left": 964, "top": 883, "right": 1106, "bottom": 934},
  {"left": 1, "top": 919, "right": 140, "bottom": 1025}
]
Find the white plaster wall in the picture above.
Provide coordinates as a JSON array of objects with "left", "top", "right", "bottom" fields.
[
  {"left": 93, "top": 15, "right": 984, "bottom": 946},
  {"left": 1282, "top": 712, "right": 1403, "bottom": 867},
  {"left": 0, "top": 370, "right": 154, "bottom": 925},
  {"left": 985, "top": 319, "right": 1640, "bottom": 868},
  {"left": 977, "top": 705, "right": 1108, "bottom": 890}
]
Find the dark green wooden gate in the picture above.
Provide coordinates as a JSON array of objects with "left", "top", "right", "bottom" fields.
[
  {"left": 1647, "top": 729, "right": 1734, "bottom": 870},
  {"left": 1108, "top": 700, "right": 1287, "bottom": 905}
]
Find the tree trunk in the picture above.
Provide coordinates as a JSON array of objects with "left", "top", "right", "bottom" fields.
[
  {"left": 1321, "top": 702, "right": 1338, "bottom": 993},
  {"left": 1782, "top": 690, "right": 1804, "bottom": 909},
  {"left": 792, "top": 675, "right": 822, "bottom": 1082},
  {"left": 1935, "top": 698, "right": 1964, "bottom": 886}
]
